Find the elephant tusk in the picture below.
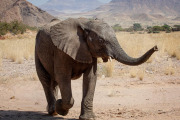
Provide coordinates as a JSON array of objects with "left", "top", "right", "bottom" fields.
[{"left": 109, "top": 57, "right": 112, "bottom": 62}]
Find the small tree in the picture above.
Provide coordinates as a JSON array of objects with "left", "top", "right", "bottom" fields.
[
  {"left": 152, "top": 26, "right": 163, "bottom": 32},
  {"left": 10, "top": 21, "right": 26, "bottom": 34},
  {"left": 0, "top": 22, "right": 11, "bottom": 35},
  {"left": 133, "top": 23, "right": 143, "bottom": 31},
  {"left": 162, "top": 24, "right": 171, "bottom": 33},
  {"left": 147, "top": 26, "right": 153, "bottom": 33}
]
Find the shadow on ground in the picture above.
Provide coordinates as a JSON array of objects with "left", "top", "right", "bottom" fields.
[{"left": 0, "top": 110, "right": 78, "bottom": 120}]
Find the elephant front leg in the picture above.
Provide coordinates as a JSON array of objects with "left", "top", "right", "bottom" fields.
[
  {"left": 80, "top": 63, "right": 97, "bottom": 120},
  {"left": 54, "top": 72, "right": 74, "bottom": 116}
]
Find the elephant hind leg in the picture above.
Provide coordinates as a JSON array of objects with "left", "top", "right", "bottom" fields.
[{"left": 35, "top": 53, "right": 58, "bottom": 115}]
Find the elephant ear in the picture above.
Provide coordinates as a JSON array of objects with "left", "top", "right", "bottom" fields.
[{"left": 50, "top": 18, "right": 92, "bottom": 63}]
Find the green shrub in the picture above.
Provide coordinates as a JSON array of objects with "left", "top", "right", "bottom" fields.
[
  {"left": 147, "top": 24, "right": 171, "bottom": 33},
  {"left": 112, "top": 24, "right": 123, "bottom": 32},
  {"left": 147, "top": 26, "right": 153, "bottom": 33},
  {"left": 162, "top": 24, "right": 171, "bottom": 32},
  {"left": 133, "top": 23, "right": 143, "bottom": 31},
  {"left": 174, "top": 25, "right": 180, "bottom": 28},
  {"left": 152, "top": 26, "right": 163, "bottom": 32},
  {"left": 0, "top": 21, "right": 38, "bottom": 36},
  {"left": 9, "top": 21, "right": 26, "bottom": 34},
  {"left": 0, "top": 22, "right": 10, "bottom": 35}
]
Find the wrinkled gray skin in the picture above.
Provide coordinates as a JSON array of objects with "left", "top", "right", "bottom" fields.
[{"left": 35, "top": 18, "right": 158, "bottom": 120}]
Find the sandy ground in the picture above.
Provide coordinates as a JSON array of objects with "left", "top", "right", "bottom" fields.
[{"left": 0, "top": 57, "right": 180, "bottom": 120}]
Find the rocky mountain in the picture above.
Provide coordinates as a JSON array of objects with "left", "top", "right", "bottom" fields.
[
  {"left": 0, "top": 0, "right": 55, "bottom": 27},
  {"left": 54, "top": 0, "right": 180, "bottom": 27},
  {"left": 94, "top": 0, "right": 180, "bottom": 25},
  {"left": 39, "top": 0, "right": 104, "bottom": 15},
  {"left": 97, "top": 0, "right": 180, "bottom": 16}
]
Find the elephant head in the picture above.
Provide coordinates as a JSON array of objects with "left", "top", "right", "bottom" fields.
[{"left": 50, "top": 18, "right": 158, "bottom": 65}]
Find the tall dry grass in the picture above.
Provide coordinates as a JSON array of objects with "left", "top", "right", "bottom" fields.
[
  {"left": 0, "top": 43, "right": 4, "bottom": 67},
  {"left": 116, "top": 32, "right": 180, "bottom": 60},
  {"left": 164, "top": 59, "right": 175, "bottom": 75},
  {"left": 0, "top": 32, "right": 36, "bottom": 64},
  {"left": 105, "top": 60, "right": 115, "bottom": 77},
  {"left": 102, "top": 32, "right": 180, "bottom": 78},
  {"left": 0, "top": 50, "right": 2, "bottom": 67},
  {"left": 0, "top": 31, "right": 179, "bottom": 79}
]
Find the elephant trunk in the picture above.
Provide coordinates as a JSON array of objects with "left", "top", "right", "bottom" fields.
[{"left": 112, "top": 40, "right": 158, "bottom": 66}]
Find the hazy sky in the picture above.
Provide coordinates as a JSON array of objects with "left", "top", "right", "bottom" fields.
[{"left": 27, "top": 0, "right": 111, "bottom": 6}]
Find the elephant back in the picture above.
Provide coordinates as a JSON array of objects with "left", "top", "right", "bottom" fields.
[{"left": 40, "top": 18, "right": 61, "bottom": 35}]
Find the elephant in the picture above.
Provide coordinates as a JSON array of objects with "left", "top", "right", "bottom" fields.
[{"left": 35, "top": 18, "right": 158, "bottom": 120}]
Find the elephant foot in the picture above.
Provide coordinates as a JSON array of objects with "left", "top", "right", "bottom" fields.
[
  {"left": 49, "top": 111, "right": 58, "bottom": 116},
  {"left": 55, "top": 99, "right": 71, "bottom": 116},
  {"left": 47, "top": 104, "right": 57, "bottom": 116},
  {"left": 79, "top": 112, "right": 96, "bottom": 120}
]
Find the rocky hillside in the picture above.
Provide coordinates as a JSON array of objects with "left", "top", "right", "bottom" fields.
[
  {"left": 97, "top": 0, "right": 180, "bottom": 17},
  {"left": 93, "top": 0, "right": 180, "bottom": 25},
  {"left": 0, "top": 0, "right": 55, "bottom": 27},
  {"left": 40, "top": 0, "right": 104, "bottom": 15},
  {"left": 55, "top": 0, "right": 180, "bottom": 27}
]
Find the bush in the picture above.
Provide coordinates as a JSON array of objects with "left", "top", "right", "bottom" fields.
[
  {"left": 152, "top": 26, "right": 163, "bottom": 31},
  {"left": 133, "top": 23, "right": 143, "bottom": 31},
  {"left": 162, "top": 24, "right": 171, "bottom": 32},
  {"left": 146, "top": 24, "right": 171, "bottom": 33},
  {"left": 0, "top": 21, "right": 38, "bottom": 36},
  {"left": 9, "top": 21, "right": 26, "bottom": 34},
  {"left": 0, "top": 22, "right": 10, "bottom": 35},
  {"left": 172, "top": 25, "right": 180, "bottom": 31},
  {"left": 112, "top": 24, "right": 123, "bottom": 32},
  {"left": 124, "top": 27, "right": 134, "bottom": 32},
  {"left": 147, "top": 26, "right": 153, "bottom": 33}
]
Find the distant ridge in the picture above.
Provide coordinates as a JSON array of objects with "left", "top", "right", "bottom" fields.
[
  {"left": 39, "top": 0, "right": 104, "bottom": 15},
  {"left": 0, "top": 0, "right": 56, "bottom": 27},
  {"left": 91, "top": 0, "right": 180, "bottom": 25},
  {"left": 99, "top": 0, "right": 180, "bottom": 16},
  {"left": 52, "top": 0, "right": 180, "bottom": 27}
]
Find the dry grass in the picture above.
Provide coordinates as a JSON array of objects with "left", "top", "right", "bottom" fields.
[
  {"left": 97, "top": 58, "right": 103, "bottom": 63},
  {"left": 164, "top": 67, "right": 175, "bottom": 75},
  {"left": 0, "top": 31, "right": 36, "bottom": 63},
  {"left": 115, "top": 32, "right": 180, "bottom": 78},
  {"left": 129, "top": 67, "right": 145, "bottom": 80},
  {"left": 30, "top": 73, "right": 39, "bottom": 81},
  {"left": 106, "top": 61, "right": 115, "bottom": 77},
  {"left": 137, "top": 69, "right": 145, "bottom": 80},
  {"left": 0, "top": 49, "right": 2, "bottom": 67},
  {"left": 0, "top": 31, "right": 180, "bottom": 79},
  {"left": 164, "top": 59, "right": 175, "bottom": 75},
  {"left": 130, "top": 67, "right": 137, "bottom": 78},
  {"left": 116, "top": 32, "right": 180, "bottom": 60},
  {"left": 104, "top": 60, "right": 115, "bottom": 77}
]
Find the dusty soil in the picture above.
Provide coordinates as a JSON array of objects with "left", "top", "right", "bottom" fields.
[{"left": 0, "top": 57, "right": 180, "bottom": 120}]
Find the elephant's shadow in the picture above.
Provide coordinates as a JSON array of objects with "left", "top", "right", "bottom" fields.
[{"left": 0, "top": 110, "right": 78, "bottom": 120}]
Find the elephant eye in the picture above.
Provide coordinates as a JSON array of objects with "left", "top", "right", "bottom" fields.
[{"left": 99, "top": 38, "right": 104, "bottom": 43}]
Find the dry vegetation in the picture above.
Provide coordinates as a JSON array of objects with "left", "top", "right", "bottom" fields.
[
  {"left": 99, "top": 32, "right": 180, "bottom": 78},
  {"left": 0, "top": 31, "right": 36, "bottom": 64},
  {"left": 0, "top": 31, "right": 180, "bottom": 79},
  {"left": 0, "top": 30, "right": 180, "bottom": 120}
]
